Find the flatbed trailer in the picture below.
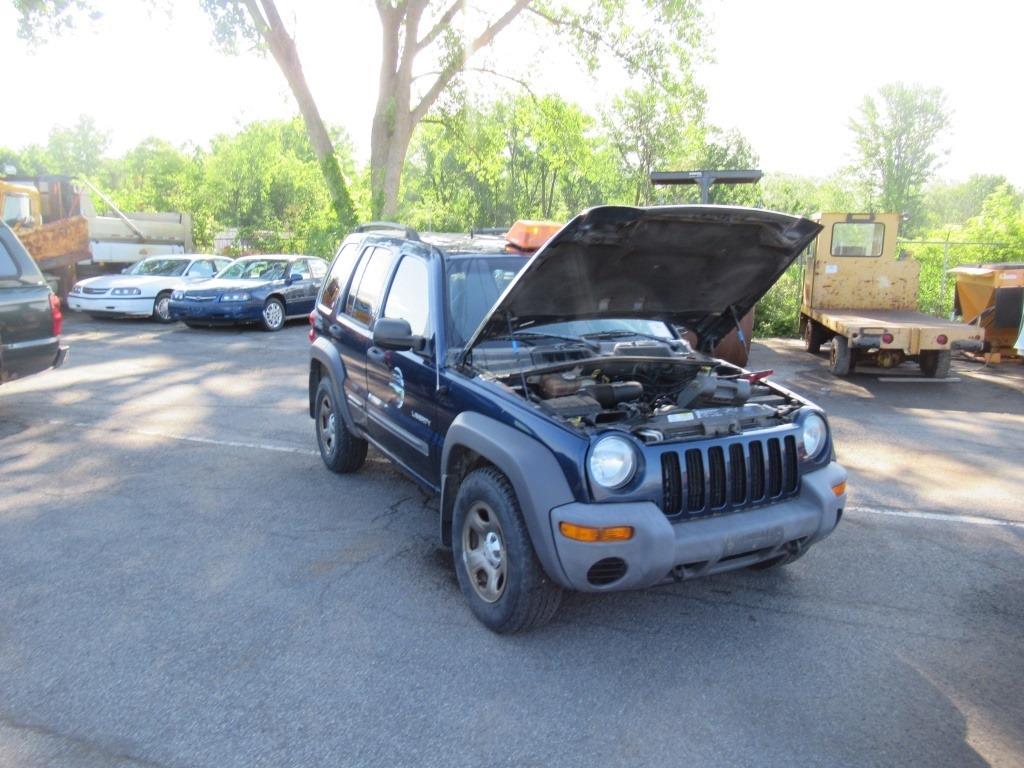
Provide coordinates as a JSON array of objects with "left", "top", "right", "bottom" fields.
[{"left": 800, "top": 212, "right": 982, "bottom": 377}]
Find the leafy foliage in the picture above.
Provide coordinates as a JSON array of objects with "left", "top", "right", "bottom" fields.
[{"left": 849, "top": 83, "right": 951, "bottom": 231}]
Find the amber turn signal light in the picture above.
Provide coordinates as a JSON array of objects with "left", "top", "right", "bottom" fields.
[
  {"left": 831, "top": 481, "right": 846, "bottom": 497},
  {"left": 558, "top": 522, "right": 635, "bottom": 542}
]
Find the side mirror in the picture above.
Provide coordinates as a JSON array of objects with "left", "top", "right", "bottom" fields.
[
  {"left": 373, "top": 317, "right": 424, "bottom": 351},
  {"left": 287, "top": 273, "right": 303, "bottom": 284},
  {"left": 121, "top": 267, "right": 131, "bottom": 274}
]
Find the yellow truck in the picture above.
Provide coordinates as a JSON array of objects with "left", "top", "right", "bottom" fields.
[
  {"left": 800, "top": 212, "right": 983, "bottom": 377},
  {"left": 0, "top": 174, "right": 192, "bottom": 298}
]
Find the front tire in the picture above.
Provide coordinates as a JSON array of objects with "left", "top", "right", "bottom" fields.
[
  {"left": 829, "top": 335, "right": 855, "bottom": 376},
  {"left": 314, "top": 379, "right": 367, "bottom": 473},
  {"left": 261, "top": 297, "right": 285, "bottom": 332},
  {"left": 152, "top": 291, "right": 174, "bottom": 323},
  {"left": 919, "top": 350, "right": 951, "bottom": 378},
  {"left": 452, "top": 467, "right": 562, "bottom": 634}
]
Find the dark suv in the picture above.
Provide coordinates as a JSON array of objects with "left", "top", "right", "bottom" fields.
[
  {"left": 309, "top": 207, "right": 847, "bottom": 633},
  {"left": 1, "top": 223, "right": 67, "bottom": 385}
]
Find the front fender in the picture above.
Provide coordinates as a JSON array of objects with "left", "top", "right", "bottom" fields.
[
  {"left": 441, "top": 411, "right": 576, "bottom": 588},
  {"left": 309, "top": 336, "right": 355, "bottom": 429}
]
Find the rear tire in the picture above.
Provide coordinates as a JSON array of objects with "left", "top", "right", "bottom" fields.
[
  {"left": 261, "top": 298, "right": 285, "bottom": 331},
  {"left": 314, "top": 379, "right": 367, "bottom": 473},
  {"left": 803, "top": 319, "right": 826, "bottom": 354},
  {"left": 452, "top": 467, "right": 562, "bottom": 633},
  {"left": 829, "top": 335, "right": 855, "bottom": 376},
  {"left": 919, "top": 350, "right": 951, "bottom": 378},
  {"left": 152, "top": 291, "right": 174, "bottom": 323}
]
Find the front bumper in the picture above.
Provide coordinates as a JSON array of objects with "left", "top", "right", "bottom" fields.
[
  {"left": 168, "top": 300, "right": 262, "bottom": 323},
  {"left": 68, "top": 294, "right": 155, "bottom": 317},
  {"left": 549, "top": 462, "right": 847, "bottom": 592}
]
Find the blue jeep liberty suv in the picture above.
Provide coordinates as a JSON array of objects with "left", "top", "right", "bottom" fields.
[{"left": 308, "top": 207, "right": 847, "bottom": 633}]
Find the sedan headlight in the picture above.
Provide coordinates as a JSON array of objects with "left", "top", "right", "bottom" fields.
[
  {"left": 801, "top": 412, "right": 828, "bottom": 459},
  {"left": 111, "top": 287, "right": 142, "bottom": 296},
  {"left": 171, "top": 290, "right": 184, "bottom": 300},
  {"left": 587, "top": 434, "right": 638, "bottom": 489},
  {"left": 70, "top": 283, "right": 83, "bottom": 294},
  {"left": 220, "top": 292, "right": 251, "bottom": 302}
]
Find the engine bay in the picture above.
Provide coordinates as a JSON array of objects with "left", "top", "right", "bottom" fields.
[{"left": 494, "top": 358, "right": 803, "bottom": 443}]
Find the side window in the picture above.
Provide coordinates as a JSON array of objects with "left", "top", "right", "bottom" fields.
[
  {"left": 188, "top": 260, "right": 215, "bottom": 277},
  {"left": 309, "top": 258, "right": 327, "bottom": 279},
  {"left": 215, "top": 259, "right": 232, "bottom": 273},
  {"left": 831, "top": 222, "right": 885, "bottom": 257},
  {"left": 382, "top": 256, "right": 430, "bottom": 336},
  {"left": 0, "top": 238, "right": 19, "bottom": 278},
  {"left": 344, "top": 246, "right": 394, "bottom": 325},
  {"left": 319, "top": 243, "right": 360, "bottom": 311},
  {"left": 289, "top": 259, "right": 312, "bottom": 279}
]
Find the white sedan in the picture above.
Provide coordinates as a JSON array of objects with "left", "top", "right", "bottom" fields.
[{"left": 68, "top": 255, "right": 233, "bottom": 323}]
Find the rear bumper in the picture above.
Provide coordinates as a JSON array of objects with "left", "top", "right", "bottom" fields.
[
  {"left": 0, "top": 337, "right": 67, "bottom": 383},
  {"left": 168, "top": 300, "right": 262, "bottom": 323},
  {"left": 68, "top": 294, "right": 155, "bottom": 317},
  {"left": 548, "top": 462, "right": 847, "bottom": 592}
]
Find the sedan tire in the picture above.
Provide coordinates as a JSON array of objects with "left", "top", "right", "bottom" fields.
[
  {"left": 261, "top": 297, "right": 286, "bottom": 332},
  {"left": 152, "top": 291, "right": 174, "bottom": 323}
]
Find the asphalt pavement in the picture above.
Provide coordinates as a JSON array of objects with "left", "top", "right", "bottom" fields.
[{"left": 1, "top": 314, "right": 1022, "bottom": 767}]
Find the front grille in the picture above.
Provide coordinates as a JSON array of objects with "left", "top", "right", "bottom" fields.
[
  {"left": 660, "top": 434, "right": 800, "bottom": 519},
  {"left": 82, "top": 287, "right": 108, "bottom": 295},
  {"left": 184, "top": 294, "right": 217, "bottom": 302}
]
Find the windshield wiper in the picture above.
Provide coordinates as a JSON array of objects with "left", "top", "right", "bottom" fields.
[
  {"left": 582, "top": 329, "right": 675, "bottom": 345},
  {"left": 504, "top": 330, "right": 595, "bottom": 347}
]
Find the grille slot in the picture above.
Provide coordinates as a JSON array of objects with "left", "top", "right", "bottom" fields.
[
  {"left": 729, "top": 443, "right": 747, "bottom": 503},
  {"left": 784, "top": 435, "right": 799, "bottom": 492},
  {"left": 82, "top": 287, "right": 108, "bottom": 295},
  {"left": 749, "top": 441, "right": 765, "bottom": 501},
  {"left": 768, "top": 439, "right": 783, "bottom": 497},
  {"left": 661, "top": 453, "right": 682, "bottom": 516},
  {"left": 684, "top": 449, "right": 705, "bottom": 512},
  {"left": 708, "top": 447, "right": 727, "bottom": 508}
]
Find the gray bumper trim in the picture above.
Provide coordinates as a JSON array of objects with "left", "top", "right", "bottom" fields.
[{"left": 548, "top": 462, "right": 847, "bottom": 592}]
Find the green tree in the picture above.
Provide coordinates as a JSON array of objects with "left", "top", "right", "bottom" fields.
[
  {"left": 848, "top": 82, "right": 950, "bottom": 228},
  {"left": 922, "top": 174, "right": 1016, "bottom": 228}
]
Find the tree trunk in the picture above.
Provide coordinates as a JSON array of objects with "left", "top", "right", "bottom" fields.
[{"left": 248, "top": 0, "right": 355, "bottom": 228}]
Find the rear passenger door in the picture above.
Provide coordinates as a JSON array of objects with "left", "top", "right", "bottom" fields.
[
  {"left": 365, "top": 251, "right": 438, "bottom": 485},
  {"left": 285, "top": 259, "right": 316, "bottom": 315}
]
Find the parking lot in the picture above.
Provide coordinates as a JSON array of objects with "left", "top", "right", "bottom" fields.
[{"left": 2, "top": 315, "right": 1023, "bottom": 767}]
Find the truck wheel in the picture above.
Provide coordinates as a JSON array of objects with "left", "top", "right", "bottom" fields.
[
  {"left": 829, "top": 336, "right": 855, "bottom": 376},
  {"left": 152, "top": 291, "right": 174, "bottom": 323},
  {"left": 261, "top": 298, "right": 286, "bottom": 331},
  {"left": 919, "top": 350, "right": 951, "bottom": 378},
  {"left": 452, "top": 467, "right": 562, "bottom": 633},
  {"left": 804, "top": 320, "right": 826, "bottom": 354},
  {"left": 314, "top": 379, "right": 367, "bottom": 473}
]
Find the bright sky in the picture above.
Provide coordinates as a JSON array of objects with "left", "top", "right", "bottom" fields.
[{"left": 2, "top": 0, "right": 1021, "bottom": 185}]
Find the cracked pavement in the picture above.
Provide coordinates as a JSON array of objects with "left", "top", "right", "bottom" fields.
[{"left": 1, "top": 315, "right": 1022, "bottom": 767}]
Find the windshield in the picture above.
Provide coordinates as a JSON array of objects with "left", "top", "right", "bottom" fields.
[
  {"left": 128, "top": 258, "right": 189, "bottom": 276},
  {"left": 217, "top": 259, "right": 289, "bottom": 280},
  {"left": 447, "top": 255, "right": 525, "bottom": 345},
  {"left": 525, "top": 318, "right": 674, "bottom": 340}
]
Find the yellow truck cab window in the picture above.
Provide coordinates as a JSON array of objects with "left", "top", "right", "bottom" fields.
[
  {"left": 831, "top": 222, "right": 885, "bottom": 257},
  {"left": 2, "top": 193, "right": 32, "bottom": 226}
]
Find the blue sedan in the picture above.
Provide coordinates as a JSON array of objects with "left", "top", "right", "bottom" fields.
[{"left": 169, "top": 255, "right": 327, "bottom": 331}]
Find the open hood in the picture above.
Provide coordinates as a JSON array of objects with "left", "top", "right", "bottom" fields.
[{"left": 464, "top": 205, "right": 821, "bottom": 355}]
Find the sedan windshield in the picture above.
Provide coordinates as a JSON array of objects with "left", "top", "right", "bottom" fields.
[
  {"left": 129, "top": 259, "right": 189, "bottom": 276},
  {"left": 218, "top": 259, "right": 289, "bottom": 280}
]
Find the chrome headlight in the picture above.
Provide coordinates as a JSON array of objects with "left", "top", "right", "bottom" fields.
[
  {"left": 70, "top": 283, "right": 83, "bottom": 294},
  {"left": 111, "top": 287, "right": 141, "bottom": 296},
  {"left": 171, "top": 290, "right": 184, "bottom": 300},
  {"left": 802, "top": 412, "right": 827, "bottom": 459},
  {"left": 220, "top": 292, "right": 251, "bottom": 302},
  {"left": 587, "top": 434, "right": 638, "bottom": 489}
]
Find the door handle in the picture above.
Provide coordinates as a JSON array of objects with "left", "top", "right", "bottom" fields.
[{"left": 367, "top": 346, "right": 386, "bottom": 364}]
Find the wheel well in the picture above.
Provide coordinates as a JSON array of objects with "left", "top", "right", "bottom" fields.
[
  {"left": 440, "top": 445, "right": 497, "bottom": 547},
  {"left": 266, "top": 293, "right": 285, "bottom": 306},
  {"left": 308, "top": 360, "right": 325, "bottom": 418}
]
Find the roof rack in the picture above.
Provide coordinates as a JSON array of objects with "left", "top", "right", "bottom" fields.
[{"left": 354, "top": 221, "right": 420, "bottom": 241}]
